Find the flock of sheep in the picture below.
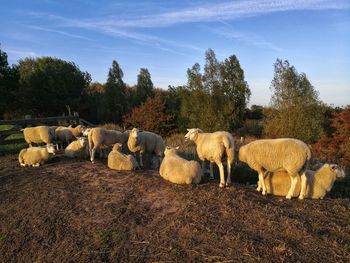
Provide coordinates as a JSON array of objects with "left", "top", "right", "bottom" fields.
[{"left": 18, "top": 124, "right": 345, "bottom": 200}]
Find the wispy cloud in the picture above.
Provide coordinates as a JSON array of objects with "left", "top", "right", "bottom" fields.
[
  {"left": 93, "top": 0, "right": 350, "bottom": 28},
  {"left": 27, "top": 25, "right": 94, "bottom": 41},
  {"left": 207, "top": 27, "right": 283, "bottom": 52},
  {"left": 6, "top": 48, "right": 39, "bottom": 59}
]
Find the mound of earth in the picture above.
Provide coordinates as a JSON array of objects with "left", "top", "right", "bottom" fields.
[{"left": 0, "top": 154, "right": 349, "bottom": 262}]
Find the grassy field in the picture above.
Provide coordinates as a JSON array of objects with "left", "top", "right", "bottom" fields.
[{"left": 0, "top": 125, "right": 27, "bottom": 154}]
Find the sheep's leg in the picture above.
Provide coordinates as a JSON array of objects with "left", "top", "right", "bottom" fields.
[
  {"left": 32, "top": 163, "right": 40, "bottom": 167},
  {"left": 90, "top": 148, "right": 96, "bottom": 163},
  {"left": 210, "top": 162, "right": 214, "bottom": 180},
  {"left": 217, "top": 162, "right": 225, "bottom": 188},
  {"left": 20, "top": 163, "right": 26, "bottom": 167},
  {"left": 258, "top": 172, "right": 267, "bottom": 195},
  {"left": 256, "top": 179, "right": 262, "bottom": 192},
  {"left": 286, "top": 175, "right": 298, "bottom": 199},
  {"left": 225, "top": 161, "right": 232, "bottom": 187},
  {"left": 139, "top": 152, "right": 144, "bottom": 167},
  {"left": 299, "top": 173, "right": 307, "bottom": 200}
]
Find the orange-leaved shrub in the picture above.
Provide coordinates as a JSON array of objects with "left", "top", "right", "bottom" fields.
[
  {"left": 312, "top": 106, "right": 350, "bottom": 168},
  {"left": 122, "top": 93, "right": 174, "bottom": 137}
]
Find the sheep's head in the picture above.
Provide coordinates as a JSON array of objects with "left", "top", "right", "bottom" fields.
[
  {"left": 130, "top": 128, "right": 142, "bottom": 143},
  {"left": 46, "top": 143, "right": 56, "bottom": 155},
  {"left": 329, "top": 164, "right": 346, "bottom": 179},
  {"left": 112, "top": 143, "right": 123, "bottom": 152},
  {"left": 77, "top": 137, "right": 88, "bottom": 147},
  {"left": 82, "top": 128, "right": 91, "bottom": 137},
  {"left": 184, "top": 128, "right": 203, "bottom": 142},
  {"left": 164, "top": 146, "right": 179, "bottom": 156}
]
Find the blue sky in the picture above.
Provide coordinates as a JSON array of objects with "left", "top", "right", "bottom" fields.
[{"left": 1, "top": 0, "right": 349, "bottom": 106}]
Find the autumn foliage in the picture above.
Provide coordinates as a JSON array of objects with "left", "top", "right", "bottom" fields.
[
  {"left": 122, "top": 93, "right": 174, "bottom": 137},
  {"left": 312, "top": 106, "right": 350, "bottom": 167}
]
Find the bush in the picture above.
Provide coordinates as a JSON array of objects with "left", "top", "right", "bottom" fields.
[{"left": 122, "top": 94, "right": 174, "bottom": 137}]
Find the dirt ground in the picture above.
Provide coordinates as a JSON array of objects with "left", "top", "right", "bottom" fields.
[{"left": 0, "top": 154, "right": 349, "bottom": 262}]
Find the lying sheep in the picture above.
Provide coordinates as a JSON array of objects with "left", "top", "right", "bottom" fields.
[
  {"left": 108, "top": 143, "right": 139, "bottom": 171},
  {"left": 127, "top": 128, "right": 164, "bottom": 168},
  {"left": 64, "top": 137, "right": 89, "bottom": 158},
  {"left": 184, "top": 128, "right": 235, "bottom": 188},
  {"left": 260, "top": 164, "right": 346, "bottom": 199},
  {"left": 18, "top": 144, "right": 56, "bottom": 167},
  {"left": 239, "top": 138, "right": 311, "bottom": 199},
  {"left": 55, "top": 125, "right": 85, "bottom": 148},
  {"left": 159, "top": 146, "right": 202, "bottom": 185},
  {"left": 88, "top": 127, "right": 130, "bottom": 163},
  {"left": 22, "top": 126, "right": 54, "bottom": 146}
]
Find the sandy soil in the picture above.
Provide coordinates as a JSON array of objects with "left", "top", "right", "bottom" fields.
[{"left": 0, "top": 154, "right": 349, "bottom": 262}]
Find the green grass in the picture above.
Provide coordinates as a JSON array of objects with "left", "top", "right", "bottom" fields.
[{"left": 0, "top": 125, "right": 26, "bottom": 153}]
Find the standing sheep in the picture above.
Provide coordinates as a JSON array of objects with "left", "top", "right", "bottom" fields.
[
  {"left": 22, "top": 126, "right": 54, "bottom": 146},
  {"left": 64, "top": 137, "right": 89, "bottom": 158},
  {"left": 239, "top": 138, "right": 311, "bottom": 199},
  {"left": 18, "top": 144, "right": 56, "bottom": 167},
  {"left": 108, "top": 143, "right": 139, "bottom": 171},
  {"left": 88, "top": 127, "right": 130, "bottom": 163},
  {"left": 55, "top": 125, "right": 85, "bottom": 148},
  {"left": 127, "top": 128, "right": 164, "bottom": 168},
  {"left": 159, "top": 146, "right": 202, "bottom": 185},
  {"left": 261, "top": 163, "right": 345, "bottom": 199},
  {"left": 184, "top": 128, "right": 235, "bottom": 188}
]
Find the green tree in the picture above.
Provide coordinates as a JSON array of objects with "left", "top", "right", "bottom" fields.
[
  {"left": 136, "top": 68, "right": 154, "bottom": 105},
  {"left": 264, "top": 59, "right": 325, "bottom": 143},
  {"left": 104, "top": 60, "right": 127, "bottom": 123},
  {"left": 0, "top": 47, "right": 19, "bottom": 118},
  {"left": 16, "top": 57, "right": 91, "bottom": 116},
  {"left": 179, "top": 49, "right": 250, "bottom": 132}
]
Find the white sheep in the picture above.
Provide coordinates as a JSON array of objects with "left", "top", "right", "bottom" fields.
[
  {"left": 239, "top": 138, "right": 311, "bottom": 199},
  {"left": 22, "top": 126, "right": 54, "bottom": 146},
  {"left": 127, "top": 128, "right": 165, "bottom": 168},
  {"left": 88, "top": 127, "right": 130, "bottom": 163},
  {"left": 261, "top": 163, "right": 346, "bottom": 199},
  {"left": 184, "top": 128, "right": 235, "bottom": 188},
  {"left": 55, "top": 125, "right": 84, "bottom": 148},
  {"left": 18, "top": 144, "right": 56, "bottom": 167},
  {"left": 64, "top": 137, "right": 89, "bottom": 158},
  {"left": 159, "top": 146, "right": 202, "bottom": 185},
  {"left": 108, "top": 143, "right": 139, "bottom": 171}
]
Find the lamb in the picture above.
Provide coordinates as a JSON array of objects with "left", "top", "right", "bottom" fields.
[
  {"left": 55, "top": 125, "right": 85, "bottom": 148},
  {"left": 260, "top": 164, "right": 346, "bottom": 199},
  {"left": 159, "top": 146, "right": 202, "bottom": 185},
  {"left": 238, "top": 138, "right": 311, "bottom": 199},
  {"left": 88, "top": 127, "right": 130, "bottom": 163},
  {"left": 18, "top": 144, "right": 56, "bottom": 167},
  {"left": 64, "top": 137, "right": 89, "bottom": 158},
  {"left": 108, "top": 143, "right": 139, "bottom": 171},
  {"left": 127, "top": 128, "right": 165, "bottom": 168},
  {"left": 184, "top": 128, "right": 235, "bottom": 188},
  {"left": 22, "top": 126, "right": 54, "bottom": 146}
]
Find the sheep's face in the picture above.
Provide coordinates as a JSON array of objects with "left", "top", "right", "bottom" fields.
[
  {"left": 329, "top": 164, "right": 346, "bottom": 179},
  {"left": 113, "top": 143, "right": 123, "bottom": 152},
  {"left": 130, "top": 128, "right": 141, "bottom": 143},
  {"left": 164, "top": 146, "right": 179, "bottom": 156},
  {"left": 184, "top": 128, "right": 202, "bottom": 141},
  {"left": 77, "top": 137, "right": 87, "bottom": 147},
  {"left": 46, "top": 143, "right": 56, "bottom": 155},
  {"left": 82, "top": 128, "right": 91, "bottom": 137}
]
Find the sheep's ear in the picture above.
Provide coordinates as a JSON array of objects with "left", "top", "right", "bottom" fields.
[
  {"left": 187, "top": 128, "right": 191, "bottom": 131},
  {"left": 175, "top": 146, "right": 180, "bottom": 150},
  {"left": 165, "top": 146, "right": 171, "bottom": 150}
]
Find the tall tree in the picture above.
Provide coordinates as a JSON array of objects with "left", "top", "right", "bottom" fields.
[
  {"left": 179, "top": 49, "right": 250, "bottom": 132},
  {"left": 264, "top": 59, "right": 324, "bottom": 143},
  {"left": 16, "top": 57, "right": 91, "bottom": 116},
  {"left": 104, "top": 60, "right": 126, "bottom": 123},
  {"left": 136, "top": 68, "right": 154, "bottom": 105},
  {"left": 0, "top": 47, "right": 19, "bottom": 118}
]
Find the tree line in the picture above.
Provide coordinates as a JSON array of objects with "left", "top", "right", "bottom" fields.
[{"left": 0, "top": 46, "right": 347, "bottom": 149}]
